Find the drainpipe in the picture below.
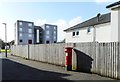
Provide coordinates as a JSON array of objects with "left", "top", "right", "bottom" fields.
[
  {"left": 93, "top": 25, "right": 96, "bottom": 42},
  {"left": 93, "top": 13, "right": 101, "bottom": 42}
]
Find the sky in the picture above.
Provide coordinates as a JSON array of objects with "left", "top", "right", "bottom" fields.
[{"left": 0, "top": 0, "right": 119, "bottom": 42}]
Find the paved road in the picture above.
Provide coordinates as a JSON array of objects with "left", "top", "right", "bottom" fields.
[{"left": 0, "top": 53, "right": 116, "bottom": 81}]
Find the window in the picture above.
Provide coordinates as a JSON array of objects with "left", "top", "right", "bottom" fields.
[
  {"left": 76, "top": 31, "right": 79, "bottom": 35},
  {"left": 28, "top": 23, "right": 32, "bottom": 27},
  {"left": 19, "top": 40, "right": 22, "bottom": 42},
  {"left": 54, "top": 27, "right": 56, "bottom": 30},
  {"left": 19, "top": 28, "right": 22, "bottom": 31},
  {"left": 87, "top": 27, "right": 91, "bottom": 33},
  {"left": 54, "top": 36, "right": 56, "bottom": 39},
  {"left": 54, "top": 31, "right": 56, "bottom": 34},
  {"left": 46, "top": 26, "right": 49, "bottom": 29},
  {"left": 19, "top": 22, "right": 22, "bottom": 26},
  {"left": 72, "top": 32, "right": 75, "bottom": 36},
  {"left": 54, "top": 41, "right": 56, "bottom": 43},
  {"left": 28, "top": 34, "right": 32, "bottom": 37},
  {"left": 28, "top": 29, "right": 32, "bottom": 33},
  {"left": 46, "top": 31, "right": 49, "bottom": 34},
  {"left": 19, "top": 33, "right": 22, "bottom": 37},
  {"left": 28, "top": 40, "right": 32, "bottom": 44},
  {"left": 46, "top": 36, "right": 49, "bottom": 39},
  {"left": 46, "top": 41, "right": 49, "bottom": 44}
]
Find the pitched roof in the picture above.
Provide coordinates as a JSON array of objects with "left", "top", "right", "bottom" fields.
[
  {"left": 64, "top": 13, "right": 111, "bottom": 32},
  {"left": 106, "top": 1, "right": 120, "bottom": 8}
]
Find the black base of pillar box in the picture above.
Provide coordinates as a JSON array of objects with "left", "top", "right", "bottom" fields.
[{"left": 65, "top": 65, "right": 72, "bottom": 71}]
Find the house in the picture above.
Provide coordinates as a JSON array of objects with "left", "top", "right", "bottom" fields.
[
  {"left": 41, "top": 24, "right": 57, "bottom": 44},
  {"left": 14, "top": 20, "right": 58, "bottom": 45},
  {"left": 64, "top": 1, "right": 120, "bottom": 43}
]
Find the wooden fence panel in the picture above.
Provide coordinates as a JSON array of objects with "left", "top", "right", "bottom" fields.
[
  {"left": 28, "top": 43, "right": 66, "bottom": 66},
  {"left": 10, "top": 42, "right": 120, "bottom": 79},
  {"left": 118, "top": 42, "right": 120, "bottom": 79}
]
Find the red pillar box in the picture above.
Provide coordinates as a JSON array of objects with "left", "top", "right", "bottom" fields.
[{"left": 65, "top": 47, "right": 73, "bottom": 71}]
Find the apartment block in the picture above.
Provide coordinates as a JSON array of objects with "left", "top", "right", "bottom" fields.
[
  {"left": 41, "top": 24, "right": 57, "bottom": 44},
  {"left": 14, "top": 20, "right": 34, "bottom": 45},
  {"left": 14, "top": 20, "right": 57, "bottom": 45}
]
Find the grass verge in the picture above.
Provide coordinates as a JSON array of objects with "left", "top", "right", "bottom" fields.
[{"left": 0, "top": 49, "right": 11, "bottom": 53}]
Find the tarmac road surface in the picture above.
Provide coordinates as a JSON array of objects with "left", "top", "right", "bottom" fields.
[{"left": 0, "top": 53, "right": 116, "bottom": 81}]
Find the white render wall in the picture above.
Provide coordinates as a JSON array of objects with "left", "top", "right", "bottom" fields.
[
  {"left": 111, "top": 8, "right": 119, "bottom": 42},
  {"left": 119, "top": 8, "right": 120, "bottom": 41},
  {"left": 65, "top": 23, "right": 111, "bottom": 43},
  {"left": 65, "top": 27, "right": 94, "bottom": 43},
  {"left": 109, "top": 6, "right": 120, "bottom": 42},
  {"left": 96, "top": 23, "right": 111, "bottom": 42}
]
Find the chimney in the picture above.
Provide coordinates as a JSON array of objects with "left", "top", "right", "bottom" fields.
[{"left": 97, "top": 13, "right": 101, "bottom": 22}]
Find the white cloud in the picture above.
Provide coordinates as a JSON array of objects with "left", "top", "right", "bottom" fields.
[
  {"left": 53, "top": 19, "right": 68, "bottom": 42},
  {"left": 7, "top": 24, "right": 14, "bottom": 42},
  {"left": 35, "top": 19, "right": 47, "bottom": 26},
  {"left": 0, "top": 16, "right": 82, "bottom": 42},
  {"left": 56, "top": 17, "right": 82, "bottom": 42},
  {"left": 0, "top": 19, "right": 14, "bottom": 42},
  {"left": 69, "top": 16, "right": 82, "bottom": 27},
  {"left": 0, "top": 19, "right": 6, "bottom": 42},
  {"left": 35, "top": 16, "right": 82, "bottom": 42},
  {"left": 0, "top": 23, "right": 5, "bottom": 41}
]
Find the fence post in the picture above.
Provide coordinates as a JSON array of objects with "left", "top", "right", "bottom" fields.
[
  {"left": 95, "top": 42, "right": 99, "bottom": 73},
  {"left": 118, "top": 42, "right": 120, "bottom": 79},
  {"left": 72, "top": 43, "right": 77, "bottom": 70}
]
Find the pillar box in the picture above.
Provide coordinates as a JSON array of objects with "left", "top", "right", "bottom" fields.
[{"left": 65, "top": 47, "right": 73, "bottom": 71}]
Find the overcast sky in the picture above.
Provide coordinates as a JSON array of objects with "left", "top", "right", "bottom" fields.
[{"left": 0, "top": 0, "right": 118, "bottom": 42}]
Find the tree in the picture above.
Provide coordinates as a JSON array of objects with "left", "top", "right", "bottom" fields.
[
  {"left": 9, "top": 40, "right": 15, "bottom": 45},
  {"left": 0, "top": 39, "right": 5, "bottom": 49},
  {"left": 0, "top": 39, "right": 2, "bottom": 48}
]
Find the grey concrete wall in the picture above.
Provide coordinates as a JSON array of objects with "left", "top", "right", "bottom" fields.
[{"left": 11, "top": 42, "right": 120, "bottom": 79}]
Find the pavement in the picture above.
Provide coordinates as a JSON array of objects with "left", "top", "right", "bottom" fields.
[{"left": 0, "top": 52, "right": 117, "bottom": 81}]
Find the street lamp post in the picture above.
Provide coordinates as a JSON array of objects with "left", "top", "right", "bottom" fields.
[{"left": 2, "top": 23, "right": 7, "bottom": 58}]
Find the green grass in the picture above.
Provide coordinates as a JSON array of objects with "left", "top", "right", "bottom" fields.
[{"left": 0, "top": 49, "right": 11, "bottom": 53}]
